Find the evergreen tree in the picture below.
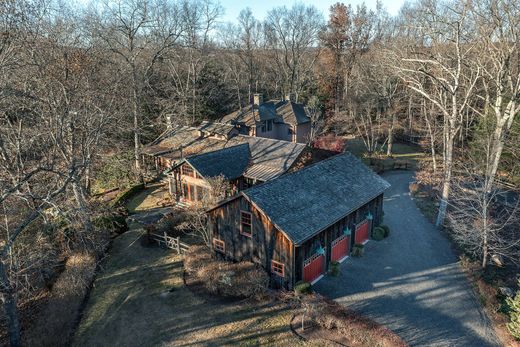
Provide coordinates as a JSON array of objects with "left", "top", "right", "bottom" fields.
[{"left": 507, "top": 280, "right": 520, "bottom": 340}]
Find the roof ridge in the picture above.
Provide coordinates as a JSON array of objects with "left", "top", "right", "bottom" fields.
[
  {"left": 237, "top": 134, "right": 306, "bottom": 147},
  {"left": 185, "top": 142, "right": 249, "bottom": 160},
  {"left": 244, "top": 151, "right": 346, "bottom": 186}
]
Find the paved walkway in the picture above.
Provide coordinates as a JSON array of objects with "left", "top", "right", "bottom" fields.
[{"left": 315, "top": 171, "right": 499, "bottom": 347}]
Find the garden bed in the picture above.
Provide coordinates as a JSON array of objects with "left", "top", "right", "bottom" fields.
[{"left": 288, "top": 294, "right": 407, "bottom": 347}]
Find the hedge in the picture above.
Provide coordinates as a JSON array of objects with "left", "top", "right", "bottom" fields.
[
  {"left": 352, "top": 243, "right": 364, "bottom": 257},
  {"left": 373, "top": 227, "right": 385, "bottom": 241},
  {"left": 294, "top": 281, "right": 312, "bottom": 295},
  {"left": 380, "top": 224, "right": 391, "bottom": 237}
]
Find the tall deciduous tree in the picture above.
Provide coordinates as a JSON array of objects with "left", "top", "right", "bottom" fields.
[
  {"left": 264, "top": 3, "right": 323, "bottom": 100},
  {"left": 395, "top": 1, "right": 479, "bottom": 226}
]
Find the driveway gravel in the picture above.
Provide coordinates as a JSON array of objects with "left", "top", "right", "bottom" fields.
[{"left": 314, "top": 170, "right": 499, "bottom": 347}]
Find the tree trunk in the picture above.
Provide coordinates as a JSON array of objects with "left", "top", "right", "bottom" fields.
[
  {"left": 72, "top": 179, "right": 93, "bottom": 234},
  {"left": 387, "top": 113, "right": 395, "bottom": 156},
  {"left": 436, "top": 133, "right": 454, "bottom": 227},
  {"left": 485, "top": 119, "right": 507, "bottom": 193},
  {"left": 424, "top": 101, "right": 437, "bottom": 173},
  {"left": 0, "top": 260, "right": 21, "bottom": 347},
  {"left": 132, "top": 73, "right": 141, "bottom": 175},
  {"left": 481, "top": 203, "right": 489, "bottom": 269}
]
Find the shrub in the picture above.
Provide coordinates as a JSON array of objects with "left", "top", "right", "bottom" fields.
[
  {"left": 311, "top": 295, "right": 407, "bottom": 347},
  {"left": 380, "top": 224, "right": 390, "bottom": 238},
  {"left": 184, "top": 245, "right": 212, "bottom": 274},
  {"left": 352, "top": 243, "right": 364, "bottom": 257},
  {"left": 93, "top": 212, "right": 128, "bottom": 235},
  {"left": 184, "top": 247, "right": 269, "bottom": 300},
  {"left": 330, "top": 261, "right": 340, "bottom": 276},
  {"left": 373, "top": 227, "right": 385, "bottom": 241},
  {"left": 155, "top": 213, "right": 188, "bottom": 237},
  {"left": 409, "top": 181, "right": 420, "bottom": 194},
  {"left": 507, "top": 281, "right": 520, "bottom": 340},
  {"left": 295, "top": 281, "right": 312, "bottom": 295}
]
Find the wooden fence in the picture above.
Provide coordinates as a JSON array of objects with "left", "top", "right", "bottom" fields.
[{"left": 150, "top": 232, "right": 190, "bottom": 255}]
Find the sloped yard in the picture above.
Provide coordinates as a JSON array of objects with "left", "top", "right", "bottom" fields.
[{"left": 73, "top": 225, "right": 311, "bottom": 346}]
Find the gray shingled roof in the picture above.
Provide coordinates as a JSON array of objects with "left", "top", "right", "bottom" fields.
[
  {"left": 219, "top": 99, "right": 311, "bottom": 126},
  {"left": 199, "top": 121, "right": 236, "bottom": 136},
  {"left": 242, "top": 152, "right": 391, "bottom": 245},
  {"left": 241, "top": 136, "right": 306, "bottom": 181},
  {"left": 183, "top": 144, "right": 250, "bottom": 180}
]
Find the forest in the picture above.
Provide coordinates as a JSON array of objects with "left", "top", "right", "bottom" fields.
[{"left": 0, "top": 0, "right": 519, "bottom": 345}]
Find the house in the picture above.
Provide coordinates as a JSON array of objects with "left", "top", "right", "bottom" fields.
[
  {"left": 207, "top": 152, "right": 391, "bottom": 289},
  {"left": 219, "top": 94, "right": 312, "bottom": 143},
  {"left": 141, "top": 122, "right": 240, "bottom": 172},
  {"left": 168, "top": 137, "right": 306, "bottom": 205}
]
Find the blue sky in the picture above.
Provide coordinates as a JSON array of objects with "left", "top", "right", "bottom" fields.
[{"left": 218, "top": 0, "right": 405, "bottom": 23}]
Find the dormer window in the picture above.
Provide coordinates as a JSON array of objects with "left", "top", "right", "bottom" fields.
[{"left": 261, "top": 120, "right": 273, "bottom": 132}]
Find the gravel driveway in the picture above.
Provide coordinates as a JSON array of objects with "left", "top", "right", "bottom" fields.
[{"left": 314, "top": 171, "right": 499, "bottom": 347}]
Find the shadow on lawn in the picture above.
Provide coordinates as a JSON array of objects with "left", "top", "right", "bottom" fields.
[{"left": 75, "top": 229, "right": 296, "bottom": 347}]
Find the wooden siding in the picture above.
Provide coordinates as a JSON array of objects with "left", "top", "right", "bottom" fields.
[
  {"left": 209, "top": 193, "right": 385, "bottom": 289},
  {"left": 208, "top": 196, "right": 294, "bottom": 288},
  {"left": 170, "top": 162, "right": 245, "bottom": 204}
]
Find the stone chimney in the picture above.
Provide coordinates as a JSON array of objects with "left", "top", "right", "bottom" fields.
[
  {"left": 285, "top": 93, "right": 295, "bottom": 102},
  {"left": 253, "top": 93, "right": 263, "bottom": 106}
]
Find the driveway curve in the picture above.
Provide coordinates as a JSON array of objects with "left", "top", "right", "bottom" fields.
[{"left": 314, "top": 170, "right": 499, "bottom": 347}]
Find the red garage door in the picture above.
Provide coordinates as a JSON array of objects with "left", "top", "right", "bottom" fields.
[
  {"left": 331, "top": 235, "right": 350, "bottom": 262},
  {"left": 355, "top": 220, "right": 369, "bottom": 244},
  {"left": 303, "top": 253, "right": 324, "bottom": 283}
]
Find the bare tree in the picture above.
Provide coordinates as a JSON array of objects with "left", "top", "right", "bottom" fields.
[
  {"left": 447, "top": 134, "right": 520, "bottom": 268},
  {"left": 91, "top": 0, "right": 184, "bottom": 175},
  {"left": 264, "top": 3, "right": 323, "bottom": 99},
  {"left": 471, "top": 0, "right": 520, "bottom": 193},
  {"left": 395, "top": 1, "right": 480, "bottom": 226}
]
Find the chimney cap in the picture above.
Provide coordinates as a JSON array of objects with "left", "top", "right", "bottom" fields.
[{"left": 253, "top": 93, "right": 263, "bottom": 106}]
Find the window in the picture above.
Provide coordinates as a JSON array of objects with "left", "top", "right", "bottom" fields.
[
  {"left": 213, "top": 238, "right": 225, "bottom": 253},
  {"left": 182, "top": 182, "right": 189, "bottom": 200},
  {"left": 196, "top": 186, "right": 205, "bottom": 202},
  {"left": 271, "top": 260, "right": 284, "bottom": 277},
  {"left": 267, "top": 120, "right": 273, "bottom": 131},
  {"left": 260, "top": 120, "right": 272, "bottom": 132},
  {"left": 240, "top": 211, "right": 252, "bottom": 237},
  {"left": 182, "top": 165, "right": 194, "bottom": 177}
]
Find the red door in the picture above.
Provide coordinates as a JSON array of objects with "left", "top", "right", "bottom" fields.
[
  {"left": 355, "top": 220, "right": 369, "bottom": 244},
  {"left": 303, "top": 253, "right": 324, "bottom": 283},
  {"left": 331, "top": 235, "right": 350, "bottom": 262}
]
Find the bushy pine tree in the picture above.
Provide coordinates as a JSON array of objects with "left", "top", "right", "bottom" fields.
[{"left": 507, "top": 280, "right": 520, "bottom": 340}]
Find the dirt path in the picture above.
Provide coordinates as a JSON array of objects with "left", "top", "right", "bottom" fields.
[
  {"left": 315, "top": 171, "right": 500, "bottom": 347},
  {"left": 73, "top": 225, "right": 303, "bottom": 346}
]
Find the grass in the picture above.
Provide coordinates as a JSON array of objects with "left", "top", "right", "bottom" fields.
[
  {"left": 125, "top": 183, "right": 171, "bottom": 214},
  {"left": 73, "top": 225, "right": 307, "bottom": 347},
  {"left": 344, "top": 138, "right": 428, "bottom": 172}
]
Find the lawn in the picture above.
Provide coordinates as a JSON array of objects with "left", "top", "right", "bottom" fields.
[
  {"left": 344, "top": 137, "right": 429, "bottom": 172},
  {"left": 125, "top": 183, "right": 171, "bottom": 214},
  {"left": 73, "top": 225, "right": 327, "bottom": 346}
]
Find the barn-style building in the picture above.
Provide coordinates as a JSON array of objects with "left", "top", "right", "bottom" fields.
[
  {"left": 167, "top": 137, "right": 306, "bottom": 206},
  {"left": 207, "top": 152, "right": 390, "bottom": 288}
]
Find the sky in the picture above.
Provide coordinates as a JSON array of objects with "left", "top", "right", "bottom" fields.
[{"left": 217, "top": 0, "right": 406, "bottom": 24}]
